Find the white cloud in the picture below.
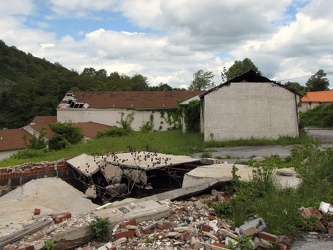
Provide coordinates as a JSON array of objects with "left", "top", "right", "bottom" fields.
[{"left": 0, "top": 0, "right": 333, "bottom": 88}]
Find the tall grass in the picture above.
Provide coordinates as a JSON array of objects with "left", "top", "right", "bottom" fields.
[
  {"left": 0, "top": 130, "right": 205, "bottom": 167},
  {"left": 205, "top": 141, "right": 333, "bottom": 236},
  {"left": 204, "top": 134, "right": 311, "bottom": 148}
]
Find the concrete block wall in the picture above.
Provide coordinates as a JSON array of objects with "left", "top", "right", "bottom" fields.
[
  {"left": 203, "top": 82, "right": 300, "bottom": 141},
  {"left": 0, "top": 159, "right": 76, "bottom": 197}
]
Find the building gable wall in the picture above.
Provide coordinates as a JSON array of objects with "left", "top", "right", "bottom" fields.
[{"left": 203, "top": 82, "right": 299, "bottom": 141}]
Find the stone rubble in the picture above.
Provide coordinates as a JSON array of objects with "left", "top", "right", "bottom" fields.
[{"left": 2, "top": 192, "right": 333, "bottom": 250}]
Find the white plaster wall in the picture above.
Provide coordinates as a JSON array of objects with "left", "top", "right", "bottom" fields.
[
  {"left": 203, "top": 82, "right": 300, "bottom": 141},
  {"left": 57, "top": 109, "right": 178, "bottom": 131}
]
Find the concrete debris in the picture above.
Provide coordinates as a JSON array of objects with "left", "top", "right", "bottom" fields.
[
  {"left": 0, "top": 177, "right": 98, "bottom": 236},
  {"left": 66, "top": 152, "right": 203, "bottom": 200}
]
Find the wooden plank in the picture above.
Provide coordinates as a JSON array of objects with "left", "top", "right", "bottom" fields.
[{"left": 0, "top": 219, "right": 52, "bottom": 248}]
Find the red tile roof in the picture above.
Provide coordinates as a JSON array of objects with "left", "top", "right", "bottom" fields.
[
  {"left": 29, "top": 116, "right": 57, "bottom": 140},
  {"left": 60, "top": 91, "right": 203, "bottom": 109},
  {"left": 29, "top": 117, "right": 113, "bottom": 139},
  {"left": 0, "top": 118, "right": 114, "bottom": 152},
  {"left": 73, "top": 122, "right": 114, "bottom": 138},
  {"left": 0, "top": 128, "right": 32, "bottom": 151},
  {"left": 301, "top": 91, "right": 333, "bottom": 103}
]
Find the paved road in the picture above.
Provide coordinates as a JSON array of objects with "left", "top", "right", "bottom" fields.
[
  {"left": 192, "top": 129, "right": 333, "bottom": 163},
  {"left": 305, "top": 128, "right": 333, "bottom": 143}
]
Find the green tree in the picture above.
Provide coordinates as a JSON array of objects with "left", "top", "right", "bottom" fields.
[
  {"left": 284, "top": 81, "right": 306, "bottom": 95},
  {"left": 221, "top": 58, "right": 261, "bottom": 82},
  {"left": 188, "top": 70, "right": 214, "bottom": 90},
  {"left": 306, "top": 69, "right": 329, "bottom": 91},
  {"left": 184, "top": 100, "right": 201, "bottom": 132},
  {"left": 48, "top": 122, "right": 83, "bottom": 150},
  {"left": 23, "top": 127, "right": 48, "bottom": 150}
]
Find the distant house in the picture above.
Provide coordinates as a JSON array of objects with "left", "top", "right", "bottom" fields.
[
  {"left": 300, "top": 91, "right": 333, "bottom": 112},
  {"left": 0, "top": 128, "right": 32, "bottom": 160},
  {"left": 0, "top": 116, "right": 113, "bottom": 160},
  {"left": 57, "top": 91, "right": 203, "bottom": 131},
  {"left": 200, "top": 70, "right": 301, "bottom": 141},
  {"left": 26, "top": 116, "right": 113, "bottom": 141}
]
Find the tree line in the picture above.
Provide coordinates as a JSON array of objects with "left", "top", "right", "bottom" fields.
[{"left": 0, "top": 39, "right": 330, "bottom": 129}]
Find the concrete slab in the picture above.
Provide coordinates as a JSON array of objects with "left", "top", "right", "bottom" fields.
[
  {"left": 182, "top": 163, "right": 254, "bottom": 188},
  {"left": 104, "top": 152, "right": 200, "bottom": 170},
  {"left": 92, "top": 200, "right": 170, "bottom": 227},
  {"left": 182, "top": 163, "right": 301, "bottom": 189},
  {"left": 66, "top": 153, "right": 101, "bottom": 176}
]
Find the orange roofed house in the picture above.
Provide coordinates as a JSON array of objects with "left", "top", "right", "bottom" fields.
[
  {"left": 0, "top": 116, "right": 113, "bottom": 160},
  {"left": 56, "top": 91, "right": 203, "bottom": 131},
  {"left": 300, "top": 91, "right": 333, "bottom": 112}
]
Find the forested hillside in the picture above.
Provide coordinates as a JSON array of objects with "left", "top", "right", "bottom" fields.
[{"left": 0, "top": 41, "right": 181, "bottom": 129}]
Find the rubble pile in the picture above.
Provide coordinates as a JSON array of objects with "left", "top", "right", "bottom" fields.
[{"left": 5, "top": 190, "right": 328, "bottom": 250}]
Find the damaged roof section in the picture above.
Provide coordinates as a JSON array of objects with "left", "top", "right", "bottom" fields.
[
  {"left": 58, "top": 91, "right": 204, "bottom": 109},
  {"left": 66, "top": 152, "right": 203, "bottom": 200}
]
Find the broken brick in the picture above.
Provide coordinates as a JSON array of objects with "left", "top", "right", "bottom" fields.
[
  {"left": 201, "top": 225, "right": 210, "bottom": 232},
  {"left": 52, "top": 212, "right": 71, "bottom": 224},
  {"left": 115, "top": 230, "right": 136, "bottom": 239},
  {"left": 33, "top": 208, "right": 41, "bottom": 215},
  {"left": 276, "top": 242, "right": 288, "bottom": 250},
  {"left": 258, "top": 231, "right": 278, "bottom": 243},
  {"left": 208, "top": 215, "right": 217, "bottom": 221},
  {"left": 301, "top": 207, "right": 323, "bottom": 220},
  {"left": 212, "top": 242, "right": 227, "bottom": 248},
  {"left": 119, "top": 219, "right": 137, "bottom": 228}
]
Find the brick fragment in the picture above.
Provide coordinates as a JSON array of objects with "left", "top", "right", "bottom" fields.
[
  {"left": 115, "top": 230, "right": 136, "bottom": 239},
  {"left": 119, "top": 219, "right": 137, "bottom": 228},
  {"left": 52, "top": 212, "right": 71, "bottom": 224},
  {"left": 301, "top": 207, "right": 323, "bottom": 220},
  {"left": 212, "top": 242, "right": 227, "bottom": 248},
  {"left": 182, "top": 230, "right": 191, "bottom": 241},
  {"left": 201, "top": 225, "right": 210, "bottom": 232},
  {"left": 34, "top": 208, "right": 41, "bottom": 215},
  {"left": 258, "top": 231, "right": 278, "bottom": 243},
  {"left": 276, "top": 242, "right": 288, "bottom": 250},
  {"left": 208, "top": 215, "right": 217, "bottom": 221}
]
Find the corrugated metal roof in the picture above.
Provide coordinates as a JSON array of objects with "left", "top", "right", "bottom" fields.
[
  {"left": 58, "top": 91, "right": 204, "bottom": 109},
  {"left": 301, "top": 91, "right": 333, "bottom": 103}
]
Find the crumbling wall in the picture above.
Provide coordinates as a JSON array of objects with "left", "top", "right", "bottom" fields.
[{"left": 0, "top": 160, "right": 80, "bottom": 196}]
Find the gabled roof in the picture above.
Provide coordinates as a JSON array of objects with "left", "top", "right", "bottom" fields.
[
  {"left": 58, "top": 91, "right": 204, "bottom": 109},
  {"left": 300, "top": 91, "right": 333, "bottom": 103},
  {"left": 29, "top": 116, "right": 57, "bottom": 140},
  {"left": 201, "top": 70, "right": 297, "bottom": 97},
  {"left": 28, "top": 116, "right": 113, "bottom": 139},
  {"left": 73, "top": 122, "right": 114, "bottom": 138},
  {"left": 0, "top": 128, "right": 32, "bottom": 151}
]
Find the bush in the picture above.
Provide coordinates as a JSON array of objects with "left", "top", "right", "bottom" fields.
[
  {"left": 50, "top": 122, "right": 83, "bottom": 145},
  {"left": 48, "top": 134, "right": 71, "bottom": 150},
  {"left": 89, "top": 217, "right": 111, "bottom": 242},
  {"left": 300, "top": 103, "right": 333, "bottom": 128},
  {"left": 96, "top": 127, "right": 131, "bottom": 138}
]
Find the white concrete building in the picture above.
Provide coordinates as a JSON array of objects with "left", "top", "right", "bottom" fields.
[
  {"left": 57, "top": 91, "right": 203, "bottom": 131},
  {"left": 200, "top": 70, "right": 300, "bottom": 141}
]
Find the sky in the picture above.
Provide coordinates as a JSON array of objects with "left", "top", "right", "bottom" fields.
[{"left": 1, "top": 0, "right": 333, "bottom": 89}]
